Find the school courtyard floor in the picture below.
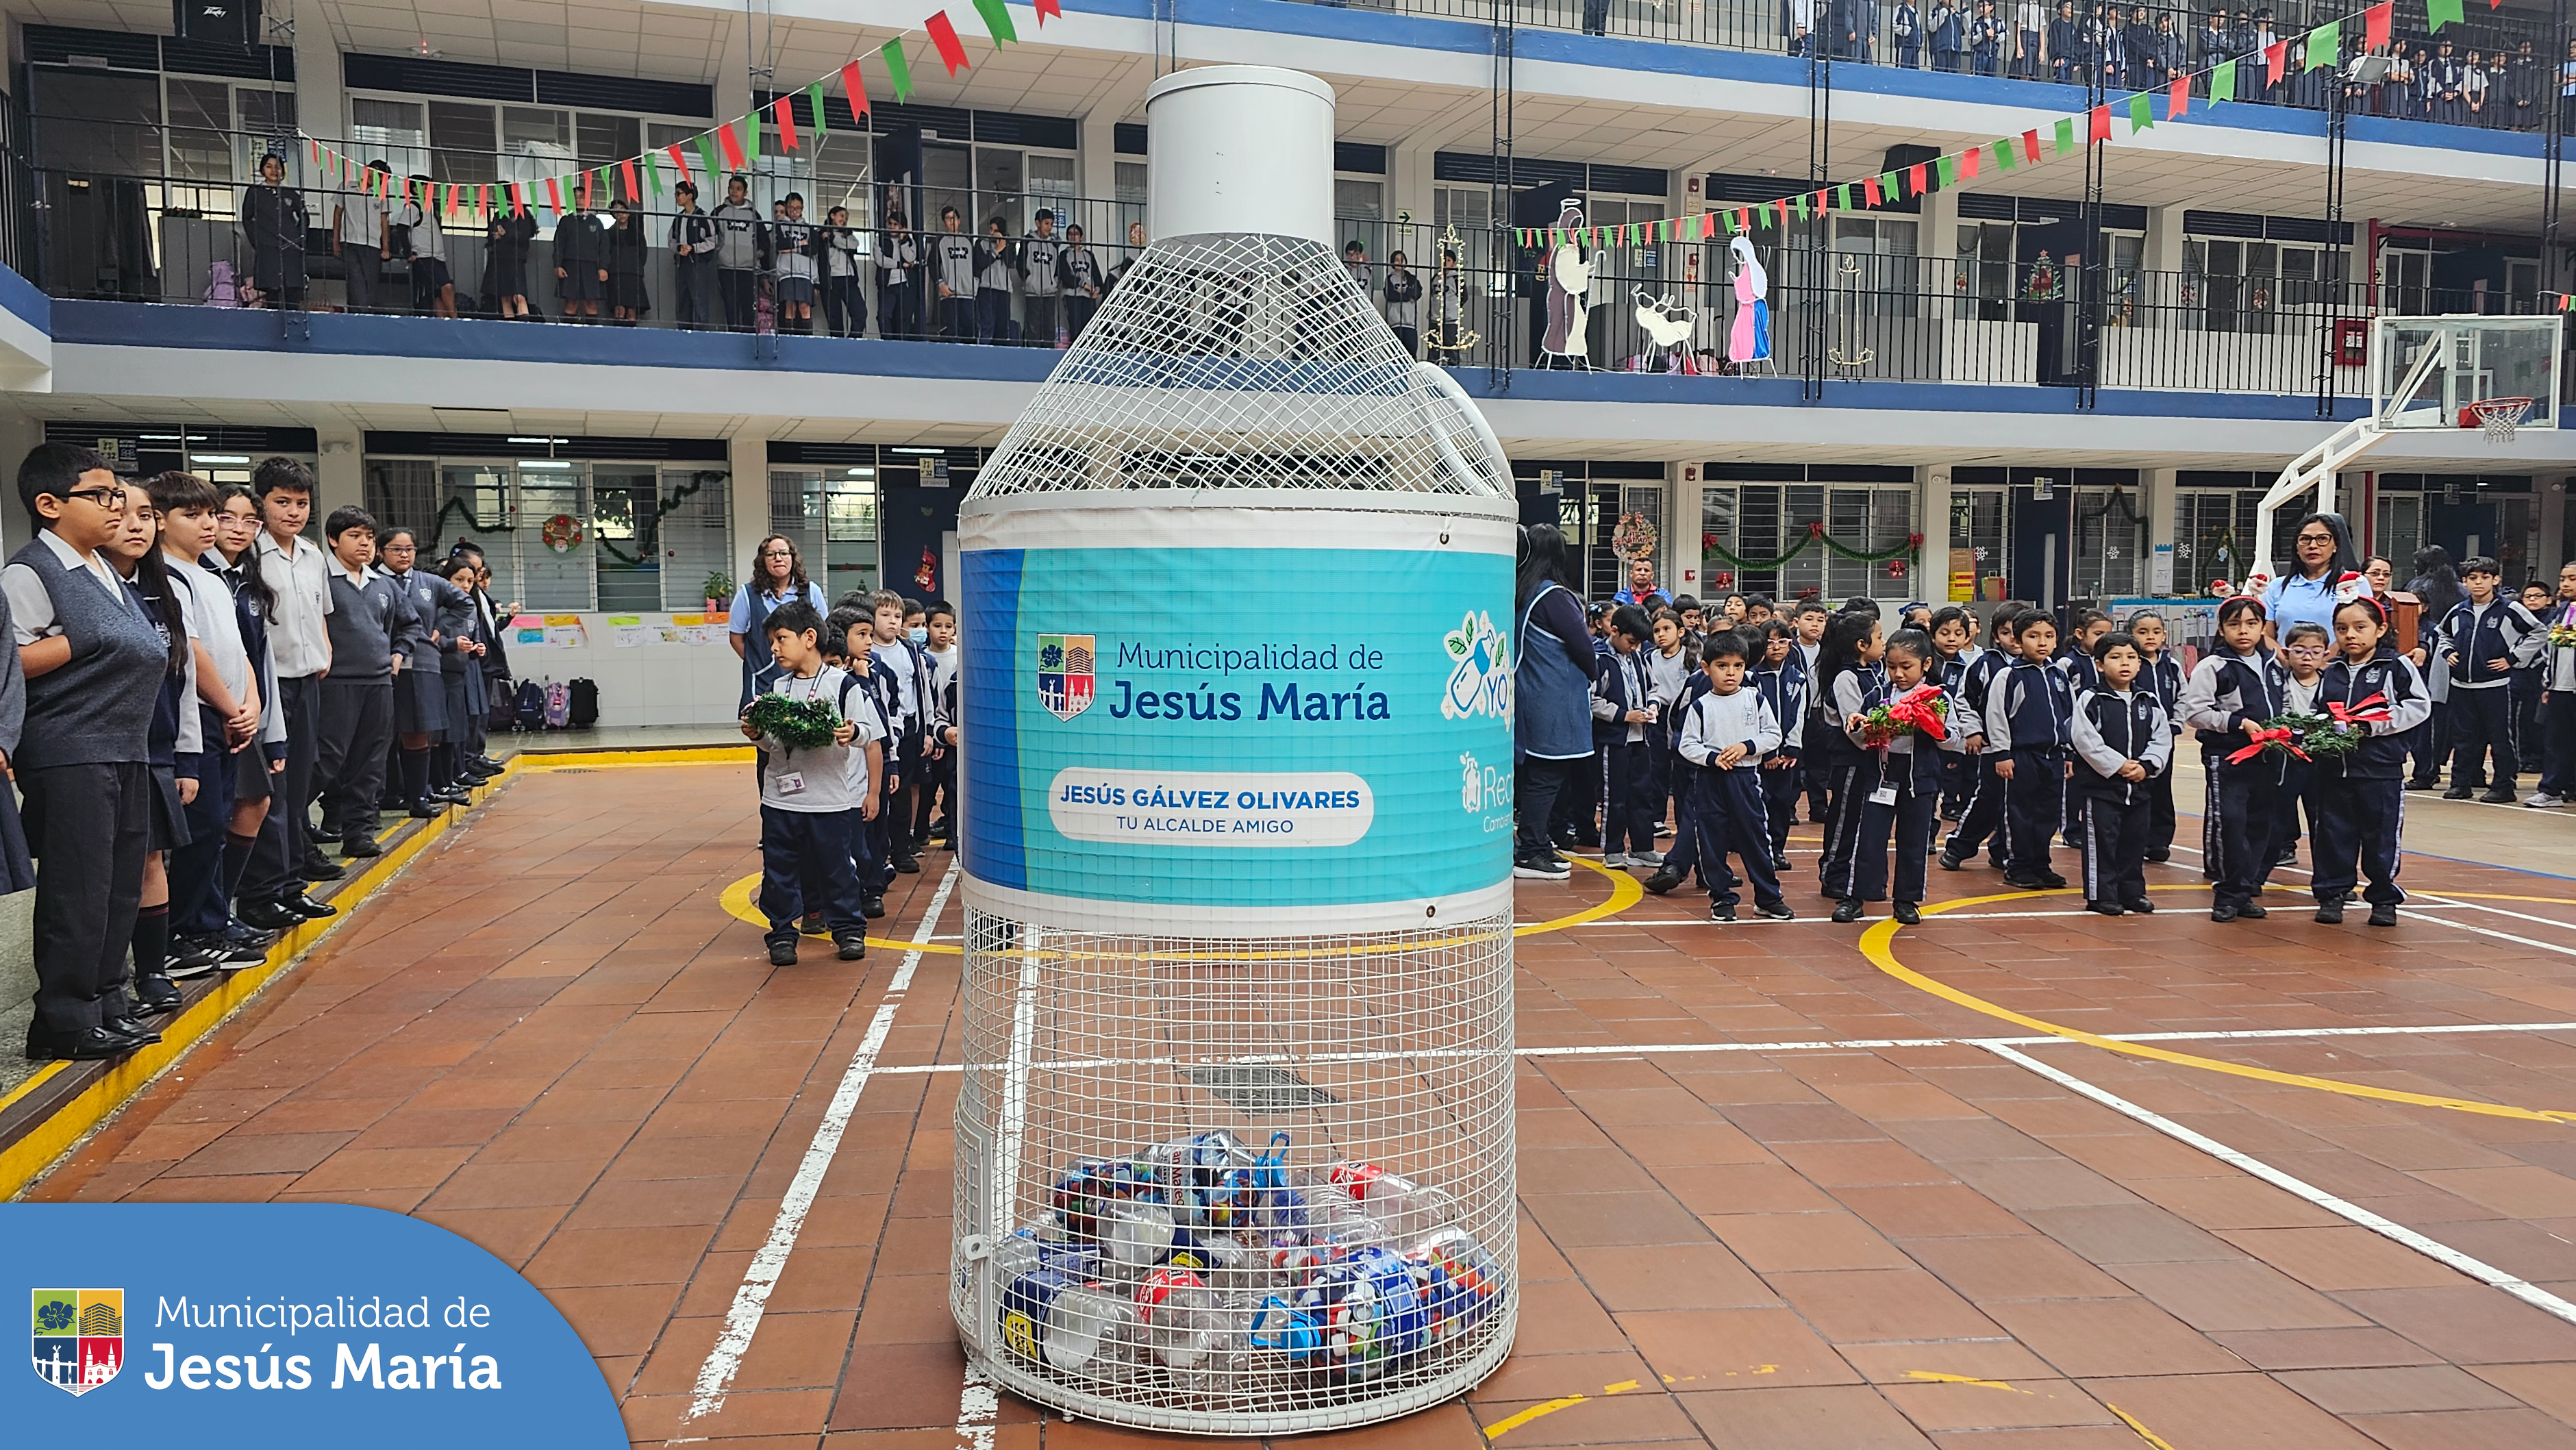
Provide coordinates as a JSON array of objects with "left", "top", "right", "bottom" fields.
[{"left": 21, "top": 755, "right": 2576, "bottom": 1449}]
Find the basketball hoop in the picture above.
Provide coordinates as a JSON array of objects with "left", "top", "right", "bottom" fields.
[{"left": 2464, "top": 396, "right": 2533, "bottom": 443}]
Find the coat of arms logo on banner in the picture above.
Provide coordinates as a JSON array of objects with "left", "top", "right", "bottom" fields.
[
  {"left": 1036, "top": 633, "right": 1096, "bottom": 721},
  {"left": 32, "top": 1288, "right": 123, "bottom": 1395}
]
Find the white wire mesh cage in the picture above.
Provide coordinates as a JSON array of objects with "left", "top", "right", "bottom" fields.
[{"left": 950, "top": 96, "right": 1520, "bottom": 1429}]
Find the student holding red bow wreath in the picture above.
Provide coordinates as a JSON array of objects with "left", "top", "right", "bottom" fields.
[{"left": 2310, "top": 595, "right": 2432, "bottom": 927}]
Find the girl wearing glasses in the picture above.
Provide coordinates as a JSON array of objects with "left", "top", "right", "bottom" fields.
[{"left": 727, "top": 535, "right": 830, "bottom": 710}]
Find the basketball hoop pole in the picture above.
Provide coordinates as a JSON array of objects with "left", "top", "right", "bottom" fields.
[{"left": 2250, "top": 331, "right": 2449, "bottom": 577}]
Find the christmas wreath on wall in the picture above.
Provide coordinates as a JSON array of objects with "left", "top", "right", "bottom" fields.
[
  {"left": 540, "top": 513, "right": 586, "bottom": 553},
  {"left": 1612, "top": 510, "right": 1659, "bottom": 562}
]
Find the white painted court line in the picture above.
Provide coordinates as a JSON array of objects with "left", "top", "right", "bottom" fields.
[
  {"left": 1981, "top": 1040, "right": 2576, "bottom": 1329},
  {"left": 851, "top": 1018, "right": 2576, "bottom": 1077},
  {"left": 681, "top": 862, "right": 960, "bottom": 1426}
]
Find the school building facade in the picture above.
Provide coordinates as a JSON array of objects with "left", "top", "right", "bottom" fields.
[{"left": 0, "top": 0, "right": 2567, "bottom": 723}]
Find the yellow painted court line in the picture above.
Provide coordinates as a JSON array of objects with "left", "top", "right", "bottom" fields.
[
  {"left": 1863, "top": 886, "right": 2576, "bottom": 1124},
  {"left": 0, "top": 759, "right": 508, "bottom": 1198},
  {"left": 2108, "top": 1403, "right": 2181, "bottom": 1450},
  {"left": 1483, "top": 1394, "right": 1587, "bottom": 1439},
  {"left": 1905, "top": 1371, "right": 2034, "bottom": 1394},
  {"left": 515, "top": 745, "right": 753, "bottom": 768}
]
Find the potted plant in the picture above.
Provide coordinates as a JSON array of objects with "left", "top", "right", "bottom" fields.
[{"left": 702, "top": 569, "right": 734, "bottom": 618}]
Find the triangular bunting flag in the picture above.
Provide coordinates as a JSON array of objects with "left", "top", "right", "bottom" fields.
[
  {"left": 1835, "top": 184, "right": 1851, "bottom": 211},
  {"left": 1936, "top": 154, "right": 1957, "bottom": 187},
  {"left": 716, "top": 122, "right": 746, "bottom": 171},
  {"left": 2212, "top": 58, "right": 2236, "bottom": 101},
  {"left": 645, "top": 151, "right": 664, "bottom": 197},
  {"left": 2055, "top": 116, "right": 2078, "bottom": 153},
  {"left": 2021, "top": 129, "right": 2042, "bottom": 163},
  {"left": 2088, "top": 104, "right": 2112, "bottom": 142},
  {"left": 2427, "top": 0, "right": 2460, "bottom": 32},
  {"left": 742, "top": 110, "right": 760, "bottom": 167},
  {"left": 884, "top": 38, "right": 916, "bottom": 100},
  {"left": 1960, "top": 147, "right": 1981, "bottom": 180},
  {"left": 1994, "top": 138, "right": 2017, "bottom": 171},
  {"left": 1908, "top": 161, "right": 1928, "bottom": 195},
  {"left": 2129, "top": 90, "right": 2154, "bottom": 132},
  {"left": 2306, "top": 18, "right": 2338, "bottom": 68},
  {"left": 971, "top": 0, "right": 1018, "bottom": 43},
  {"left": 477, "top": 184, "right": 490, "bottom": 223},
  {"left": 1699, "top": 212, "right": 1716, "bottom": 239},
  {"left": 507, "top": 183, "right": 523, "bottom": 217},
  {"left": 808, "top": 82, "right": 831, "bottom": 135},
  {"left": 842, "top": 62, "right": 872, "bottom": 118},
  {"left": 621, "top": 157, "right": 640, "bottom": 201},
  {"left": 1035, "top": 0, "right": 1060, "bottom": 22},
  {"left": 2364, "top": 1, "right": 2392, "bottom": 51},
  {"left": 1878, "top": 170, "right": 1899, "bottom": 200},
  {"left": 927, "top": 13, "right": 971, "bottom": 75},
  {"left": 2263, "top": 39, "right": 2286, "bottom": 85},
  {"left": 2168, "top": 73, "right": 2190, "bottom": 118},
  {"left": 1864, "top": 174, "right": 1884, "bottom": 205},
  {"left": 545, "top": 175, "right": 564, "bottom": 214},
  {"left": 1792, "top": 192, "right": 1809, "bottom": 221},
  {"left": 775, "top": 94, "right": 799, "bottom": 150}
]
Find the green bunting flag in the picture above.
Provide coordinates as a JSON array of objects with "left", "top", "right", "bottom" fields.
[
  {"left": 1836, "top": 184, "right": 1852, "bottom": 211},
  {"left": 2055, "top": 116, "right": 2078, "bottom": 154},
  {"left": 742, "top": 110, "right": 760, "bottom": 167},
  {"left": 1792, "top": 192, "right": 1809, "bottom": 221},
  {"left": 2427, "top": 0, "right": 2461, "bottom": 31},
  {"left": 2129, "top": 90, "right": 2155, "bottom": 132},
  {"left": 1936, "top": 154, "right": 1958, "bottom": 187},
  {"left": 884, "top": 38, "right": 916, "bottom": 101},
  {"left": 695, "top": 131, "right": 721, "bottom": 182},
  {"left": 644, "top": 150, "right": 663, "bottom": 196},
  {"left": 2306, "top": 18, "right": 2338, "bottom": 68},
  {"left": 2212, "top": 58, "right": 2236, "bottom": 101},
  {"left": 1877, "top": 171, "right": 1899, "bottom": 202},
  {"left": 808, "top": 82, "right": 831, "bottom": 135},
  {"left": 971, "top": 0, "right": 1019, "bottom": 43},
  {"left": 1994, "top": 137, "right": 2018, "bottom": 170}
]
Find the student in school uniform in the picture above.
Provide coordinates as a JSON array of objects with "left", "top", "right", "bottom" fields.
[
  {"left": 2529, "top": 562, "right": 2576, "bottom": 807},
  {"left": 1790, "top": 600, "right": 1832, "bottom": 822},
  {"left": 712, "top": 175, "right": 766, "bottom": 332},
  {"left": 1061, "top": 225, "right": 1106, "bottom": 342},
  {"left": 377, "top": 529, "right": 458, "bottom": 825},
  {"left": 742, "top": 600, "right": 874, "bottom": 965},
  {"left": 2127, "top": 610, "right": 2184, "bottom": 860},
  {"left": 185, "top": 484, "right": 284, "bottom": 964},
  {"left": 313, "top": 508, "right": 417, "bottom": 860},
  {"left": 2055, "top": 608, "right": 2111, "bottom": 844},
  {"left": 1813, "top": 611, "right": 1886, "bottom": 901},
  {"left": 149, "top": 473, "right": 258, "bottom": 989},
  {"left": 823, "top": 603, "right": 898, "bottom": 920},
  {"left": 1749, "top": 622, "right": 1807, "bottom": 873},
  {"left": 1642, "top": 633, "right": 1720, "bottom": 897},
  {"left": 1838, "top": 629, "right": 1960, "bottom": 925},
  {"left": 1676, "top": 630, "right": 1796, "bottom": 923},
  {"left": 8, "top": 447, "right": 164, "bottom": 1058},
  {"left": 2274, "top": 621, "right": 2332, "bottom": 865},
  {"left": 2179, "top": 595, "right": 2291, "bottom": 922},
  {"left": 866, "top": 588, "right": 937, "bottom": 877},
  {"left": 2312, "top": 595, "right": 2433, "bottom": 925},
  {"left": 432, "top": 555, "right": 492, "bottom": 798},
  {"left": 605, "top": 199, "right": 651, "bottom": 325},
  {"left": 771, "top": 193, "right": 818, "bottom": 336},
  {"left": 553, "top": 197, "right": 607, "bottom": 323},
  {"left": 105, "top": 488, "right": 197, "bottom": 1014},
  {"left": 1020, "top": 210, "right": 1064, "bottom": 347},
  {"left": 241, "top": 459, "right": 339, "bottom": 930},
  {"left": 975, "top": 218, "right": 1016, "bottom": 345},
  {"left": 2070, "top": 629, "right": 2169, "bottom": 916},
  {"left": 1942, "top": 605, "right": 2023, "bottom": 871},
  {"left": 1984, "top": 610, "right": 2074, "bottom": 890},
  {"left": 1591, "top": 604, "right": 1664, "bottom": 871},
  {"left": 931, "top": 205, "right": 979, "bottom": 342},
  {"left": 669, "top": 181, "right": 720, "bottom": 329},
  {"left": 1927, "top": 605, "right": 1978, "bottom": 820},
  {"left": 2514, "top": 579, "right": 2553, "bottom": 762},
  {"left": 918, "top": 601, "right": 960, "bottom": 849},
  {"left": 818, "top": 205, "right": 868, "bottom": 338},
  {"left": 1642, "top": 608, "right": 1697, "bottom": 845},
  {"left": 2440, "top": 555, "right": 2543, "bottom": 802}
]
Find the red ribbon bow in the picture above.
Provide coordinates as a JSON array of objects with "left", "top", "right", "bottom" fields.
[
  {"left": 1886, "top": 684, "right": 1950, "bottom": 742},
  {"left": 2225, "top": 725, "right": 2310, "bottom": 765},
  {"left": 2325, "top": 692, "right": 2390, "bottom": 729}
]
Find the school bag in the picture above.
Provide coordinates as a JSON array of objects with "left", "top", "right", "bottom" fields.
[
  {"left": 544, "top": 680, "right": 571, "bottom": 729},
  {"left": 514, "top": 679, "right": 547, "bottom": 731},
  {"left": 488, "top": 679, "right": 519, "bottom": 732},
  {"left": 205, "top": 260, "right": 240, "bottom": 308},
  {"left": 568, "top": 677, "right": 599, "bottom": 727}
]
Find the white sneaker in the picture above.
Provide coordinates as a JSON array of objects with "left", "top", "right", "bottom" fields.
[
  {"left": 1629, "top": 849, "right": 1665, "bottom": 866},
  {"left": 1603, "top": 852, "right": 1629, "bottom": 868},
  {"left": 2527, "top": 792, "right": 2563, "bottom": 808}
]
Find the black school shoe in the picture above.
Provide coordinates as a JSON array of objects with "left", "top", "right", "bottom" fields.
[
  {"left": 1754, "top": 901, "right": 1795, "bottom": 920},
  {"left": 2405, "top": 777, "right": 2440, "bottom": 791},
  {"left": 236, "top": 898, "right": 303, "bottom": 932},
  {"left": 342, "top": 835, "right": 384, "bottom": 858},
  {"left": 281, "top": 891, "right": 338, "bottom": 921},
  {"left": 2479, "top": 788, "right": 2518, "bottom": 805},
  {"left": 893, "top": 851, "right": 921, "bottom": 875},
  {"left": 1831, "top": 898, "right": 1865, "bottom": 923},
  {"left": 25, "top": 1023, "right": 153, "bottom": 1061},
  {"left": 862, "top": 895, "right": 887, "bottom": 920},
  {"left": 1640, "top": 868, "right": 1683, "bottom": 896},
  {"left": 2315, "top": 898, "right": 2345, "bottom": 924},
  {"left": 2001, "top": 871, "right": 2049, "bottom": 890},
  {"left": 2442, "top": 786, "right": 2475, "bottom": 800},
  {"left": 1892, "top": 901, "right": 1921, "bottom": 925},
  {"left": 801, "top": 911, "right": 825, "bottom": 936},
  {"left": 102, "top": 1014, "right": 163, "bottom": 1047},
  {"left": 767, "top": 937, "right": 799, "bottom": 966},
  {"left": 1937, "top": 851, "right": 1965, "bottom": 871},
  {"left": 2121, "top": 897, "right": 2155, "bottom": 914},
  {"left": 1710, "top": 901, "right": 1737, "bottom": 922},
  {"left": 2144, "top": 849, "right": 2171, "bottom": 862},
  {"left": 836, "top": 934, "right": 868, "bottom": 961},
  {"left": 132, "top": 975, "right": 183, "bottom": 1014},
  {"left": 2368, "top": 902, "right": 2399, "bottom": 927},
  {"left": 2086, "top": 901, "right": 2124, "bottom": 916}
]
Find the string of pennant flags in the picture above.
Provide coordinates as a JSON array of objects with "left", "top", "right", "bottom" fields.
[
  {"left": 300, "top": 0, "right": 1059, "bottom": 225},
  {"left": 1512, "top": 0, "right": 2492, "bottom": 253}
]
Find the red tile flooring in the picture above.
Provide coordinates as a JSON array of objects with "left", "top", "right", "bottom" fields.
[{"left": 25, "top": 760, "right": 2576, "bottom": 1449}]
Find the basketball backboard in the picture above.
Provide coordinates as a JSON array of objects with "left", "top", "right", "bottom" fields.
[{"left": 2370, "top": 314, "right": 2562, "bottom": 432}]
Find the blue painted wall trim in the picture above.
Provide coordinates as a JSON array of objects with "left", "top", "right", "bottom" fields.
[
  {"left": 1064, "top": 0, "right": 2538, "bottom": 163},
  {"left": 0, "top": 262, "right": 53, "bottom": 338}
]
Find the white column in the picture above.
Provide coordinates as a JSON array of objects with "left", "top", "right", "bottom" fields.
[
  {"left": 315, "top": 434, "right": 362, "bottom": 518},
  {"left": 2143, "top": 466, "right": 2177, "bottom": 595},
  {"left": 1919, "top": 184, "right": 1960, "bottom": 261},
  {"left": 1921, "top": 464, "right": 1951, "bottom": 603},
  {"left": 290, "top": 10, "right": 345, "bottom": 145},
  {"left": 729, "top": 430, "right": 773, "bottom": 577},
  {"left": 2142, "top": 204, "right": 2184, "bottom": 276},
  {"left": 2542, "top": 477, "right": 2567, "bottom": 576}
]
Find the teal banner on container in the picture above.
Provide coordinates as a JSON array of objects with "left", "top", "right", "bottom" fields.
[{"left": 962, "top": 545, "right": 1515, "bottom": 910}]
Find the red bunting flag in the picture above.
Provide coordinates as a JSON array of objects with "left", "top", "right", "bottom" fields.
[
  {"left": 1035, "top": 0, "right": 1061, "bottom": 22},
  {"left": 1908, "top": 162, "right": 1928, "bottom": 196},
  {"left": 2088, "top": 104, "right": 2112, "bottom": 142},
  {"left": 1699, "top": 212, "right": 1716, "bottom": 239},
  {"left": 476, "top": 184, "right": 490, "bottom": 222},
  {"left": 506, "top": 183, "right": 523, "bottom": 216},
  {"left": 716, "top": 121, "right": 747, "bottom": 171},
  {"left": 2364, "top": 1, "right": 2392, "bottom": 49},
  {"left": 2264, "top": 39, "right": 2286, "bottom": 84},
  {"left": 927, "top": 11, "right": 971, "bottom": 74},
  {"left": 842, "top": 61, "right": 871, "bottom": 118},
  {"left": 1864, "top": 174, "right": 1883, "bottom": 205},
  {"left": 666, "top": 145, "right": 691, "bottom": 184},
  {"left": 446, "top": 183, "right": 461, "bottom": 220},
  {"left": 2169, "top": 73, "right": 2191, "bottom": 118},
  {"left": 545, "top": 176, "right": 564, "bottom": 214},
  {"left": 1960, "top": 147, "right": 1980, "bottom": 181},
  {"left": 309, "top": 138, "right": 321, "bottom": 165},
  {"left": 616, "top": 157, "right": 635, "bottom": 200},
  {"left": 774, "top": 94, "right": 799, "bottom": 150},
  {"left": 579, "top": 169, "right": 593, "bottom": 208},
  {"left": 2020, "top": 129, "right": 2042, "bottom": 162}
]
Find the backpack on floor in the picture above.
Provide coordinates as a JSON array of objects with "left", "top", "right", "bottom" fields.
[
  {"left": 567, "top": 677, "right": 599, "bottom": 728},
  {"left": 488, "top": 677, "right": 519, "bottom": 732},
  {"left": 205, "top": 260, "right": 240, "bottom": 308},
  {"left": 514, "top": 678, "right": 547, "bottom": 731},
  {"left": 544, "top": 680, "right": 571, "bottom": 728}
]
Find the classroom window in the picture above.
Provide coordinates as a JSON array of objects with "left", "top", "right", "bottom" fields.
[
  {"left": 2073, "top": 484, "right": 2147, "bottom": 599},
  {"left": 2175, "top": 488, "right": 2260, "bottom": 596},
  {"left": 1702, "top": 481, "right": 1915, "bottom": 601},
  {"left": 388, "top": 461, "right": 730, "bottom": 614},
  {"left": 2373, "top": 492, "right": 2423, "bottom": 575}
]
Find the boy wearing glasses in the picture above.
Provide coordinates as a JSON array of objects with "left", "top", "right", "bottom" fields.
[
  {"left": 2276, "top": 621, "right": 2331, "bottom": 866},
  {"left": 4, "top": 445, "right": 169, "bottom": 1060}
]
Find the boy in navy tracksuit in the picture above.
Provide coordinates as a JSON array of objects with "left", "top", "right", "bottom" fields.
[
  {"left": 2441, "top": 557, "right": 2542, "bottom": 803},
  {"left": 2055, "top": 608, "right": 2110, "bottom": 842},
  {"left": 2129, "top": 611, "right": 2184, "bottom": 861},
  {"left": 2179, "top": 596, "right": 2291, "bottom": 921},
  {"left": 1753, "top": 624, "right": 1807, "bottom": 871},
  {"left": 1591, "top": 604, "right": 1663, "bottom": 869},
  {"left": 1984, "top": 613, "right": 2073, "bottom": 890},
  {"left": 1676, "top": 633, "right": 1795, "bottom": 923},
  {"left": 1643, "top": 661, "right": 1713, "bottom": 897},
  {"left": 1837, "top": 629, "right": 1958, "bottom": 925},
  {"left": 2069, "top": 630, "right": 2170, "bottom": 916},
  {"left": 1928, "top": 606, "right": 1978, "bottom": 819},
  {"left": 2312, "top": 595, "right": 2432, "bottom": 926},
  {"left": 1941, "top": 606, "right": 2021, "bottom": 871}
]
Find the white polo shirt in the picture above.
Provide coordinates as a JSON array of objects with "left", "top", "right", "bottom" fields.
[
  {"left": 3, "top": 528, "right": 127, "bottom": 645},
  {"left": 256, "top": 529, "right": 334, "bottom": 678}
]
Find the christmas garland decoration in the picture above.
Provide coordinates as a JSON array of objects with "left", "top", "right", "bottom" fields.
[
  {"left": 1700, "top": 521, "right": 1924, "bottom": 572},
  {"left": 1513, "top": 0, "right": 2414, "bottom": 253},
  {"left": 747, "top": 692, "right": 845, "bottom": 752},
  {"left": 300, "top": 0, "right": 1060, "bottom": 227}
]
